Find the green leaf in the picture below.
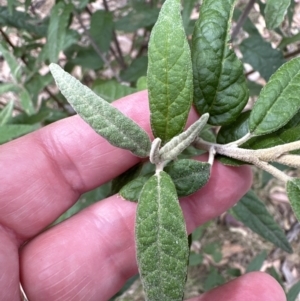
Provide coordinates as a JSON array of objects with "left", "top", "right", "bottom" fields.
[
  {"left": 159, "top": 113, "right": 209, "bottom": 161},
  {"left": 287, "top": 178, "right": 300, "bottom": 222},
  {"left": 0, "top": 83, "right": 20, "bottom": 94},
  {"left": 68, "top": 46, "right": 104, "bottom": 70},
  {"left": 115, "top": 7, "right": 159, "bottom": 32},
  {"left": 247, "top": 80, "right": 263, "bottom": 96},
  {"left": 287, "top": 281, "right": 300, "bottom": 301},
  {"left": 120, "top": 56, "right": 148, "bottom": 83},
  {"left": 92, "top": 79, "right": 137, "bottom": 103},
  {"left": 49, "top": 63, "right": 151, "bottom": 157},
  {"left": 54, "top": 183, "right": 111, "bottom": 224},
  {"left": 19, "top": 88, "right": 35, "bottom": 116},
  {"left": 217, "top": 111, "right": 250, "bottom": 144},
  {"left": 136, "top": 171, "right": 189, "bottom": 300},
  {"left": 0, "top": 101, "right": 13, "bottom": 125},
  {"left": 249, "top": 57, "right": 300, "bottom": 136},
  {"left": 182, "top": 0, "right": 198, "bottom": 33},
  {"left": 188, "top": 253, "right": 203, "bottom": 266},
  {"left": 203, "top": 267, "right": 225, "bottom": 291},
  {"left": 0, "top": 7, "right": 48, "bottom": 37},
  {"left": 47, "top": 2, "right": 73, "bottom": 63},
  {"left": 120, "top": 174, "right": 152, "bottom": 202},
  {"left": 246, "top": 250, "right": 267, "bottom": 273},
  {"left": 0, "top": 41, "right": 22, "bottom": 82},
  {"left": 278, "top": 32, "right": 300, "bottom": 50},
  {"left": 165, "top": 159, "right": 210, "bottom": 197},
  {"left": 148, "top": 0, "right": 193, "bottom": 143},
  {"left": 240, "top": 35, "right": 285, "bottom": 81},
  {"left": 192, "top": 0, "right": 249, "bottom": 126},
  {"left": 90, "top": 10, "right": 113, "bottom": 53},
  {"left": 136, "top": 76, "right": 147, "bottom": 91},
  {"left": 0, "top": 124, "right": 39, "bottom": 144},
  {"left": 265, "top": 0, "right": 291, "bottom": 29},
  {"left": 232, "top": 190, "right": 292, "bottom": 253}
]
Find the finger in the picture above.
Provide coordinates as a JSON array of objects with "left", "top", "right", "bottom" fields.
[
  {"left": 0, "top": 91, "right": 199, "bottom": 240},
  {"left": 188, "top": 272, "right": 286, "bottom": 301},
  {"left": 20, "top": 160, "right": 252, "bottom": 301},
  {"left": 0, "top": 227, "right": 20, "bottom": 301}
]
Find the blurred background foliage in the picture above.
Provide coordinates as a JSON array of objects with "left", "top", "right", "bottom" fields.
[{"left": 1, "top": 0, "right": 300, "bottom": 299}]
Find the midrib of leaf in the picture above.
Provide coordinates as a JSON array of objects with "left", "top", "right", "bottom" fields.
[
  {"left": 208, "top": 4, "right": 236, "bottom": 112},
  {"left": 252, "top": 67, "right": 300, "bottom": 134},
  {"left": 153, "top": 27, "right": 187, "bottom": 142}
]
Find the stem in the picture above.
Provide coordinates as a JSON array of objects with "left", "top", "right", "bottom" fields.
[
  {"left": 231, "top": 0, "right": 256, "bottom": 40},
  {"left": 225, "top": 132, "right": 253, "bottom": 147},
  {"left": 193, "top": 138, "right": 293, "bottom": 183},
  {"left": 273, "top": 154, "right": 300, "bottom": 168}
]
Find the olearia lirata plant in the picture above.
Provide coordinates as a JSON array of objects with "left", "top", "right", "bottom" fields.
[{"left": 50, "top": 0, "right": 300, "bottom": 299}]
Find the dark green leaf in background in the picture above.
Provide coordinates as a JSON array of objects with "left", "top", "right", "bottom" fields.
[
  {"left": 240, "top": 35, "right": 285, "bottom": 81},
  {"left": 203, "top": 267, "right": 225, "bottom": 291},
  {"left": 0, "top": 124, "right": 39, "bottom": 144},
  {"left": 165, "top": 159, "right": 210, "bottom": 197},
  {"left": 47, "top": 2, "right": 73, "bottom": 63},
  {"left": 19, "top": 88, "right": 35, "bottom": 116},
  {"left": 246, "top": 250, "right": 267, "bottom": 273},
  {"left": 0, "top": 101, "right": 13, "bottom": 125},
  {"left": 192, "top": 0, "right": 249, "bottom": 126},
  {"left": 249, "top": 57, "right": 300, "bottom": 136},
  {"left": 148, "top": 0, "right": 193, "bottom": 143},
  {"left": 92, "top": 79, "right": 137, "bottom": 103},
  {"left": 120, "top": 174, "right": 152, "bottom": 202},
  {"left": 182, "top": 0, "right": 198, "bottom": 33},
  {"left": 50, "top": 64, "right": 151, "bottom": 157},
  {"left": 232, "top": 190, "right": 292, "bottom": 253},
  {"left": 265, "top": 0, "right": 291, "bottom": 29},
  {"left": 0, "top": 7, "right": 48, "bottom": 37},
  {"left": 115, "top": 6, "right": 159, "bottom": 32},
  {"left": 90, "top": 10, "right": 113, "bottom": 53},
  {"left": 120, "top": 56, "right": 148, "bottom": 83},
  {"left": 136, "top": 171, "right": 189, "bottom": 300},
  {"left": 287, "top": 178, "right": 300, "bottom": 222},
  {"left": 217, "top": 111, "right": 250, "bottom": 144},
  {"left": 287, "top": 281, "right": 300, "bottom": 301}
]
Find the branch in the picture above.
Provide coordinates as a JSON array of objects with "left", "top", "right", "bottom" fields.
[{"left": 231, "top": 0, "right": 256, "bottom": 41}]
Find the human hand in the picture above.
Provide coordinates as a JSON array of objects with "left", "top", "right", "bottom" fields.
[{"left": 0, "top": 91, "right": 285, "bottom": 301}]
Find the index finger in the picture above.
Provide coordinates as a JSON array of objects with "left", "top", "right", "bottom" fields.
[{"left": 0, "top": 91, "right": 200, "bottom": 240}]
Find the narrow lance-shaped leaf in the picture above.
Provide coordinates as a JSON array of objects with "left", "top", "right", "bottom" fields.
[
  {"left": 47, "top": 2, "right": 73, "bottom": 63},
  {"left": 120, "top": 159, "right": 211, "bottom": 201},
  {"left": 136, "top": 171, "right": 189, "bottom": 300},
  {"left": 192, "top": 0, "right": 249, "bottom": 125},
  {"left": 286, "top": 178, "right": 300, "bottom": 222},
  {"left": 0, "top": 101, "right": 14, "bottom": 125},
  {"left": 159, "top": 113, "right": 209, "bottom": 161},
  {"left": 232, "top": 190, "right": 292, "bottom": 253},
  {"left": 49, "top": 64, "right": 151, "bottom": 157},
  {"left": 249, "top": 57, "right": 300, "bottom": 136},
  {"left": 265, "top": 0, "right": 291, "bottom": 30},
  {"left": 148, "top": 0, "right": 193, "bottom": 143},
  {"left": 165, "top": 159, "right": 210, "bottom": 197}
]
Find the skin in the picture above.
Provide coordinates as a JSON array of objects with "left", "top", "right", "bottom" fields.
[{"left": 0, "top": 91, "right": 286, "bottom": 301}]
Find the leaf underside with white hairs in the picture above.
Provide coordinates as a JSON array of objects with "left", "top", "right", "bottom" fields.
[
  {"left": 159, "top": 113, "right": 209, "bottom": 161},
  {"left": 49, "top": 63, "right": 151, "bottom": 157},
  {"left": 136, "top": 171, "right": 189, "bottom": 300}
]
